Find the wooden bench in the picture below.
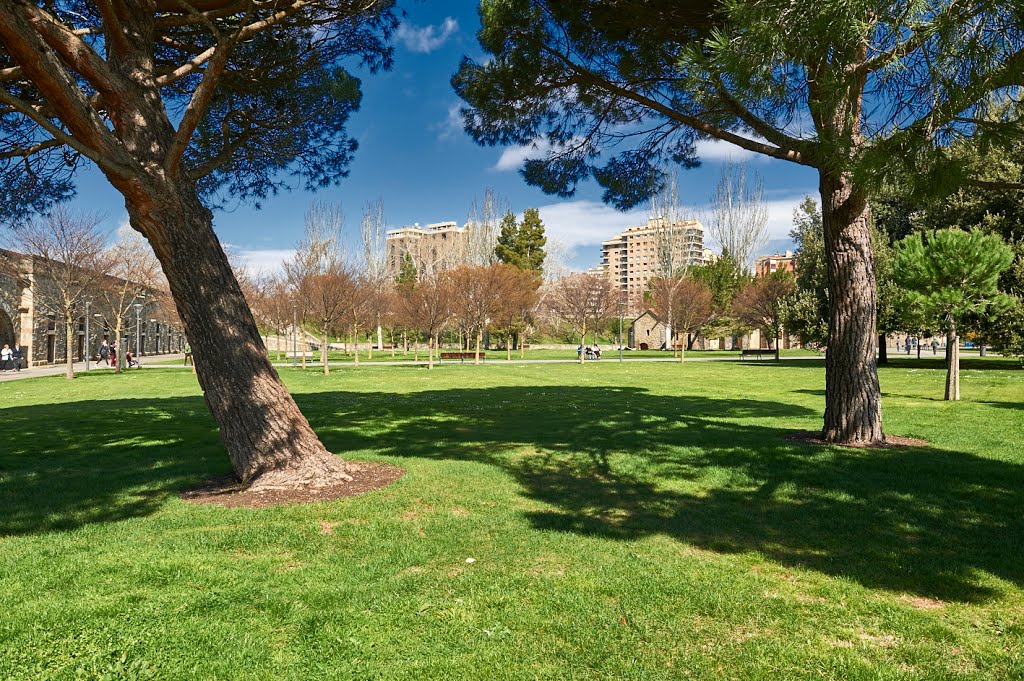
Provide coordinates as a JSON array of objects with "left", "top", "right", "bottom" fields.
[
  {"left": 439, "top": 352, "right": 485, "bottom": 363},
  {"left": 740, "top": 348, "right": 766, "bottom": 359}
]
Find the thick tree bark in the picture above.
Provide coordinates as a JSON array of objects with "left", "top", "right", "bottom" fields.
[
  {"left": 775, "top": 331, "right": 781, "bottom": 362},
  {"left": 123, "top": 181, "right": 350, "bottom": 490},
  {"left": 819, "top": 171, "right": 884, "bottom": 444},
  {"left": 945, "top": 320, "right": 960, "bottom": 401}
]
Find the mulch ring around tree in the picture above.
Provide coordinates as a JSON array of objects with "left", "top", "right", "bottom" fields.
[
  {"left": 786, "top": 431, "right": 929, "bottom": 448},
  {"left": 181, "top": 462, "right": 405, "bottom": 509}
]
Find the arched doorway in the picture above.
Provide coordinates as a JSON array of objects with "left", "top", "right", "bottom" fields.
[{"left": 0, "top": 307, "right": 15, "bottom": 349}]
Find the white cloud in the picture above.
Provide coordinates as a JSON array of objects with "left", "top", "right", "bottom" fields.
[
  {"left": 494, "top": 137, "right": 591, "bottom": 172},
  {"left": 533, "top": 200, "right": 649, "bottom": 253},
  {"left": 531, "top": 192, "right": 813, "bottom": 271},
  {"left": 231, "top": 248, "right": 295, "bottom": 276},
  {"left": 435, "top": 102, "right": 463, "bottom": 141},
  {"left": 694, "top": 138, "right": 763, "bottom": 163},
  {"left": 494, "top": 139, "right": 555, "bottom": 171},
  {"left": 396, "top": 17, "right": 458, "bottom": 53}
]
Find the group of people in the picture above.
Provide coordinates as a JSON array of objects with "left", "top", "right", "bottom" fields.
[
  {"left": 899, "top": 336, "right": 941, "bottom": 355},
  {"left": 0, "top": 343, "right": 23, "bottom": 372},
  {"left": 97, "top": 340, "right": 139, "bottom": 368},
  {"left": 577, "top": 343, "right": 602, "bottom": 360}
]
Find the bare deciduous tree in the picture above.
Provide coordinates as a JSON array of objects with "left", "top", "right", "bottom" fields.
[
  {"left": 97, "top": 230, "right": 160, "bottom": 374},
  {"left": 18, "top": 207, "right": 110, "bottom": 379},
  {"left": 447, "top": 264, "right": 512, "bottom": 364},
  {"left": 546, "top": 273, "right": 619, "bottom": 364},
  {"left": 303, "top": 266, "right": 355, "bottom": 375},
  {"left": 465, "top": 187, "right": 506, "bottom": 266},
  {"left": 489, "top": 265, "right": 541, "bottom": 360},
  {"left": 705, "top": 162, "right": 769, "bottom": 272},
  {"left": 360, "top": 198, "right": 389, "bottom": 355},
  {"left": 398, "top": 273, "right": 453, "bottom": 369},
  {"left": 733, "top": 273, "right": 797, "bottom": 361}
]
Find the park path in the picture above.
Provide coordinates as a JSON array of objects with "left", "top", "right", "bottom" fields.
[{"left": 0, "top": 353, "right": 186, "bottom": 383}]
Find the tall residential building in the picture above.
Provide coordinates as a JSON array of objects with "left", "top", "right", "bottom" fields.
[
  {"left": 755, "top": 251, "right": 798, "bottom": 278},
  {"left": 385, "top": 221, "right": 469, "bottom": 278},
  {"left": 600, "top": 217, "right": 708, "bottom": 301}
]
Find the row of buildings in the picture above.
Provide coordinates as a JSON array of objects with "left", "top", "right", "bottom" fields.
[
  {"left": 385, "top": 214, "right": 797, "bottom": 296},
  {"left": 0, "top": 249, "right": 184, "bottom": 368}
]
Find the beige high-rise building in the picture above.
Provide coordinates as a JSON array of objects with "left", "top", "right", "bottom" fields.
[
  {"left": 385, "top": 221, "right": 469, "bottom": 278},
  {"left": 600, "top": 217, "right": 708, "bottom": 302}
]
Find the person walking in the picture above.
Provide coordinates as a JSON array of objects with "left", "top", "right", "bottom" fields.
[
  {"left": 11, "top": 345, "right": 22, "bottom": 372},
  {"left": 99, "top": 340, "right": 110, "bottom": 366},
  {"left": 931, "top": 337, "right": 939, "bottom": 355},
  {"left": 0, "top": 343, "right": 11, "bottom": 372}
]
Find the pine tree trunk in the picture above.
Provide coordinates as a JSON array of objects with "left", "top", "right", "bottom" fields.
[
  {"left": 64, "top": 316, "right": 75, "bottom": 380},
  {"left": 945, "top": 320, "right": 960, "bottom": 401},
  {"left": 878, "top": 333, "right": 888, "bottom": 364},
  {"left": 122, "top": 181, "right": 349, "bottom": 489},
  {"left": 819, "top": 171, "right": 884, "bottom": 444}
]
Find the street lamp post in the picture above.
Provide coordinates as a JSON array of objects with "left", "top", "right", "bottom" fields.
[
  {"left": 292, "top": 299, "right": 297, "bottom": 367},
  {"left": 84, "top": 300, "right": 91, "bottom": 370},
  {"left": 134, "top": 302, "right": 143, "bottom": 358}
]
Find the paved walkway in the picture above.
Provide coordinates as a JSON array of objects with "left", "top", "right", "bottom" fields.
[
  {"left": 0, "top": 353, "right": 186, "bottom": 382},
  {"left": 1, "top": 349, "right": 992, "bottom": 382}
]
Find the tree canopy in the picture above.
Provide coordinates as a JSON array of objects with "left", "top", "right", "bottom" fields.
[{"left": 0, "top": 1, "right": 398, "bottom": 219}]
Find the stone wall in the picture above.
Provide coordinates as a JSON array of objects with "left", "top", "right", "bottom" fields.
[{"left": 0, "top": 249, "right": 185, "bottom": 367}]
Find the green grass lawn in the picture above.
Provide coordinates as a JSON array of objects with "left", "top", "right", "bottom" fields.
[{"left": 1, "top": 360, "right": 1023, "bottom": 679}]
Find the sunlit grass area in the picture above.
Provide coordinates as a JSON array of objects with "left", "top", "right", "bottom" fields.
[{"left": 1, "top": 360, "right": 1022, "bottom": 678}]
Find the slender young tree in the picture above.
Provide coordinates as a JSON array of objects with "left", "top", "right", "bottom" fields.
[
  {"left": 399, "top": 273, "right": 453, "bottom": 369},
  {"left": 447, "top": 264, "right": 511, "bottom": 364},
  {"left": 490, "top": 265, "right": 541, "bottom": 359},
  {"left": 734, "top": 271, "right": 797, "bottom": 361},
  {"left": 465, "top": 187, "right": 506, "bottom": 266},
  {"left": 546, "top": 273, "right": 619, "bottom": 364},
  {"left": 705, "top": 162, "right": 769, "bottom": 272},
  {"left": 98, "top": 230, "right": 161, "bottom": 374},
  {"left": 453, "top": 0, "right": 1024, "bottom": 444},
  {"left": 360, "top": 198, "right": 389, "bottom": 355},
  {"left": 17, "top": 208, "right": 111, "bottom": 379},
  {"left": 304, "top": 266, "right": 355, "bottom": 376},
  {"left": 893, "top": 229, "right": 1015, "bottom": 400},
  {"left": 0, "top": 0, "right": 397, "bottom": 490}
]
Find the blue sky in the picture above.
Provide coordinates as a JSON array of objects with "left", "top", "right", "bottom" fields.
[{"left": 68, "top": 2, "right": 819, "bottom": 271}]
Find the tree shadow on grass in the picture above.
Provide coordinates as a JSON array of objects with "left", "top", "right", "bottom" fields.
[
  {"left": 0, "top": 395, "right": 226, "bottom": 537},
  {"left": 303, "top": 385, "right": 1024, "bottom": 603},
  {"left": 1, "top": 383, "right": 1022, "bottom": 603}
]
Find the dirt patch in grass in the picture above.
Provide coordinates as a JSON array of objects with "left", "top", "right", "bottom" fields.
[
  {"left": 182, "top": 461, "right": 404, "bottom": 508},
  {"left": 899, "top": 594, "right": 945, "bottom": 610},
  {"left": 786, "top": 431, "right": 929, "bottom": 448}
]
